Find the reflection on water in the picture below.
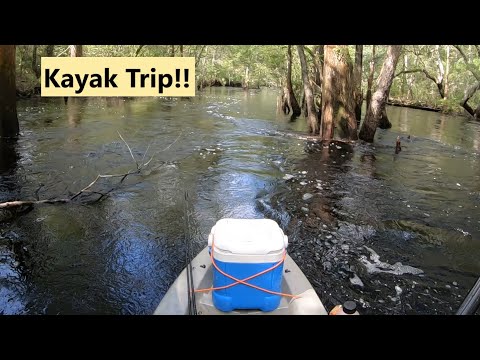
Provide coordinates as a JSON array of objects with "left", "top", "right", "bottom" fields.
[
  {"left": 0, "top": 88, "right": 479, "bottom": 314},
  {"left": 0, "top": 139, "right": 18, "bottom": 179}
]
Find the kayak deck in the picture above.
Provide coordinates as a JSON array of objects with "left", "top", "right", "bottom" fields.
[{"left": 154, "top": 247, "right": 327, "bottom": 315}]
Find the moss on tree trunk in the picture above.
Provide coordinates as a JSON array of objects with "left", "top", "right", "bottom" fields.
[{"left": 321, "top": 45, "right": 357, "bottom": 140}]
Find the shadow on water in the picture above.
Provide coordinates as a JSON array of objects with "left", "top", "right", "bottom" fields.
[
  {"left": 1, "top": 89, "right": 480, "bottom": 314},
  {"left": 0, "top": 138, "right": 26, "bottom": 217},
  {"left": 0, "top": 138, "right": 28, "bottom": 314},
  {"left": 66, "top": 98, "right": 86, "bottom": 127},
  {"left": 0, "top": 138, "right": 18, "bottom": 176}
]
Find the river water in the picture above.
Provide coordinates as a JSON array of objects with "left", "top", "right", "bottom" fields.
[{"left": 1, "top": 87, "right": 479, "bottom": 314}]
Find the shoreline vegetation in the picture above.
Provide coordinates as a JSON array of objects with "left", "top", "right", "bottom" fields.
[
  {"left": 16, "top": 84, "right": 469, "bottom": 117},
  {"left": 2, "top": 45, "right": 480, "bottom": 315},
  {"left": 4, "top": 45, "right": 480, "bottom": 141}
]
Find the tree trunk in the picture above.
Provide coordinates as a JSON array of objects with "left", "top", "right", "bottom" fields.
[
  {"left": 313, "top": 45, "right": 324, "bottom": 117},
  {"left": 460, "top": 81, "right": 480, "bottom": 117},
  {"left": 32, "top": 45, "right": 41, "bottom": 79},
  {"left": 195, "top": 45, "right": 206, "bottom": 65},
  {"left": 45, "top": 45, "right": 55, "bottom": 57},
  {"left": 378, "top": 88, "right": 392, "bottom": 129},
  {"left": 170, "top": 45, "right": 175, "bottom": 57},
  {"left": 401, "top": 53, "right": 407, "bottom": 96},
  {"left": 359, "top": 45, "right": 402, "bottom": 142},
  {"left": 313, "top": 45, "right": 324, "bottom": 89},
  {"left": 366, "top": 45, "right": 376, "bottom": 113},
  {"left": 300, "top": 90, "right": 307, "bottom": 115},
  {"left": 407, "top": 53, "right": 415, "bottom": 100},
  {"left": 180, "top": 45, "right": 184, "bottom": 57},
  {"left": 283, "top": 45, "right": 301, "bottom": 119},
  {"left": 0, "top": 45, "right": 19, "bottom": 138},
  {"left": 281, "top": 85, "right": 291, "bottom": 114},
  {"left": 434, "top": 45, "right": 445, "bottom": 99},
  {"left": 444, "top": 45, "right": 450, "bottom": 99},
  {"left": 243, "top": 66, "right": 249, "bottom": 89},
  {"left": 321, "top": 45, "right": 357, "bottom": 140},
  {"left": 354, "top": 45, "right": 363, "bottom": 126},
  {"left": 297, "top": 45, "right": 319, "bottom": 134},
  {"left": 475, "top": 104, "right": 480, "bottom": 119},
  {"left": 70, "top": 45, "right": 83, "bottom": 57},
  {"left": 66, "top": 46, "right": 83, "bottom": 104},
  {"left": 277, "top": 88, "right": 284, "bottom": 114}
]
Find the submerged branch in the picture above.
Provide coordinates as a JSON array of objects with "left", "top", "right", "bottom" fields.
[
  {"left": 0, "top": 133, "right": 182, "bottom": 213},
  {"left": 144, "top": 132, "right": 182, "bottom": 167},
  {"left": 69, "top": 170, "right": 140, "bottom": 201},
  {"left": 118, "top": 131, "right": 138, "bottom": 169},
  {"left": 0, "top": 199, "right": 70, "bottom": 209}
]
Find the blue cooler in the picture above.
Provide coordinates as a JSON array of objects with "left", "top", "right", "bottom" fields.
[{"left": 208, "top": 218, "right": 288, "bottom": 312}]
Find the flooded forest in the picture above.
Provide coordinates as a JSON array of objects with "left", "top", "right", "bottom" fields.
[{"left": 1, "top": 45, "right": 480, "bottom": 315}]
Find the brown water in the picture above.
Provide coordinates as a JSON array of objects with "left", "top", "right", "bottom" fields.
[{"left": 1, "top": 87, "right": 479, "bottom": 314}]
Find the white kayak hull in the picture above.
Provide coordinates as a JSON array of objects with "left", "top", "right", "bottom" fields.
[{"left": 154, "top": 247, "right": 328, "bottom": 315}]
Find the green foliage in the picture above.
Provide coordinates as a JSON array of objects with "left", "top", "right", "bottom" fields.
[
  {"left": 15, "top": 45, "right": 41, "bottom": 93},
  {"left": 334, "top": 45, "right": 353, "bottom": 65},
  {"left": 385, "top": 45, "right": 480, "bottom": 113},
  {"left": 195, "top": 45, "right": 294, "bottom": 87},
  {"left": 12, "top": 45, "right": 480, "bottom": 115},
  {"left": 438, "top": 98, "right": 464, "bottom": 113}
]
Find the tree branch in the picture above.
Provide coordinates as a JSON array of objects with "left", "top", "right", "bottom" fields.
[
  {"left": 453, "top": 45, "right": 480, "bottom": 81},
  {"left": 303, "top": 46, "right": 315, "bottom": 59},
  {"left": 195, "top": 45, "right": 207, "bottom": 67},
  {"left": 422, "top": 69, "right": 437, "bottom": 84},
  {"left": 475, "top": 45, "right": 480, "bottom": 58},
  {"left": 460, "top": 81, "right": 480, "bottom": 117},
  {"left": 454, "top": 45, "right": 468, "bottom": 62},
  {"left": 135, "top": 45, "right": 146, "bottom": 57},
  {"left": 0, "top": 133, "right": 182, "bottom": 213},
  {"left": 55, "top": 46, "right": 70, "bottom": 57},
  {"left": 395, "top": 69, "right": 424, "bottom": 77}
]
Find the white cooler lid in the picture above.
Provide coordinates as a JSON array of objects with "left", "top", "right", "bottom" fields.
[{"left": 208, "top": 218, "right": 288, "bottom": 255}]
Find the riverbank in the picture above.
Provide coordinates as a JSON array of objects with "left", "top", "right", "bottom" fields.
[
  {"left": 387, "top": 97, "right": 467, "bottom": 117},
  {"left": 14, "top": 83, "right": 474, "bottom": 121}
]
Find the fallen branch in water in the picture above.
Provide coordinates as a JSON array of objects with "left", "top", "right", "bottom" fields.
[
  {"left": 0, "top": 132, "right": 182, "bottom": 212},
  {"left": 0, "top": 198, "right": 70, "bottom": 209}
]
